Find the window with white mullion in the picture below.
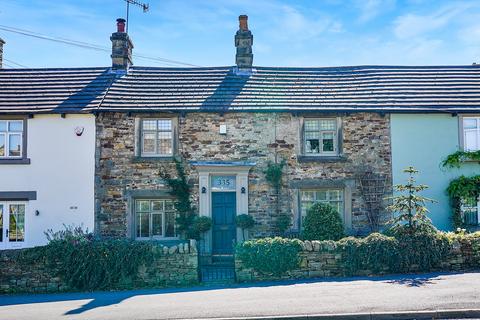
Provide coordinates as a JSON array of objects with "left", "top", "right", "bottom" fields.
[
  {"left": 0, "top": 120, "right": 23, "bottom": 158},
  {"left": 135, "top": 199, "right": 176, "bottom": 239},
  {"left": 141, "top": 119, "right": 173, "bottom": 156},
  {"left": 304, "top": 118, "right": 338, "bottom": 155},
  {"left": 463, "top": 117, "right": 480, "bottom": 151},
  {"left": 300, "top": 189, "right": 344, "bottom": 227},
  {"left": 460, "top": 196, "right": 480, "bottom": 226}
]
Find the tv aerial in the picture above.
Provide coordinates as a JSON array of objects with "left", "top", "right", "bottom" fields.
[{"left": 123, "top": 0, "right": 149, "bottom": 33}]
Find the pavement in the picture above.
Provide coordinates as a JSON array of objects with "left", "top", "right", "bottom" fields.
[{"left": 0, "top": 272, "right": 480, "bottom": 320}]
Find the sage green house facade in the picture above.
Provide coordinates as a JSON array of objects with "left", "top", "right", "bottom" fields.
[{"left": 391, "top": 114, "right": 479, "bottom": 230}]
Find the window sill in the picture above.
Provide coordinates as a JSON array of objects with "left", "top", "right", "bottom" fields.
[
  {"left": 132, "top": 156, "right": 175, "bottom": 163},
  {"left": 0, "top": 158, "right": 31, "bottom": 165},
  {"left": 297, "top": 155, "right": 347, "bottom": 163}
]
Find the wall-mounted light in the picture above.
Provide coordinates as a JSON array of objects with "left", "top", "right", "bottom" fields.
[
  {"left": 201, "top": 187, "right": 207, "bottom": 194},
  {"left": 241, "top": 187, "right": 246, "bottom": 194}
]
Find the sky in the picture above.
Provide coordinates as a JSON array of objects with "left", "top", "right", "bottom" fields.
[{"left": 1, "top": 0, "right": 480, "bottom": 68}]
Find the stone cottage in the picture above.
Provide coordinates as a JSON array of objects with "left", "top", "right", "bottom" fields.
[
  {"left": 95, "top": 16, "right": 393, "bottom": 255},
  {"left": 1, "top": 16, "right": 480, "bottom": 257}
]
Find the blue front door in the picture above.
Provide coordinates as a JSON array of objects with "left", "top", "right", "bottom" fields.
[{"left": 212, "top": 192, "right": 236, "bottom": 255}]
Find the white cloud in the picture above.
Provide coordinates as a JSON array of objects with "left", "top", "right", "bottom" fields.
[
  {"left": 356, "top": 0, "right": 396, "bottom": 23},
  {"left": 393, "top": 2, "right": 473, "bottom": 39}
]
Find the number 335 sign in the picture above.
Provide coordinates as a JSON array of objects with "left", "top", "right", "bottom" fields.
[{"left": 211, "top": 176, "right": 236, "bottom": 190}]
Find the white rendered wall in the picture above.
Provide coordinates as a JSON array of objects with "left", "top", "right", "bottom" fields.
[{"left": 0, "top": 114, "right": 95, "bottom": 248}]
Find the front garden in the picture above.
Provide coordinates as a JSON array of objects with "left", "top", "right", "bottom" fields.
[
  {"left": 1, "top": 167, "right": 480, "bottom": 294},
  {"left": 236, "top": 166, "right": 480, "bottom": 281}
]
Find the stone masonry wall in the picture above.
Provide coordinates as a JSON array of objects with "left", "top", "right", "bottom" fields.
[
  {"left": 0, "top": 243, "right": 198, "bottom": 294},
  {"left": 95, "top": 112, "right": 391, "bottom": 238},
  {"left": 236, "top": 237, "right": 480, "bottom": 282}
]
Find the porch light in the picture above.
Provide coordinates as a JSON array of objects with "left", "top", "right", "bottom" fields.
[
  {"left": 201, "top": 187, "right": 207, "bottom": 194},
  {"left": 241, "top": 187, "right": 246, "bottom": 194}
]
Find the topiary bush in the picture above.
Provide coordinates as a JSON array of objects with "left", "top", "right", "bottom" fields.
[
  {"left": 191, "top": 216, "right": 212, "bottom": 240},
  {"left": 235, "top": 237, "right": 302, "bottom": 275},
  {"left": 236, "top": 214, "right": 255, "bottom": 240},
  {"left": 302, "top": 203, "right": 344, "bottom": 241}
]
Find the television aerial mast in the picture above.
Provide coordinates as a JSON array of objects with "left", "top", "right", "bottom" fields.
[{"left": 124, "top": 0, "right": 149, "bottom": 34}]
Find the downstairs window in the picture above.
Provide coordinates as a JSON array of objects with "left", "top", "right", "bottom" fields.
[{"left": 135, "top": 199, "right": 176, "bottom": 239}]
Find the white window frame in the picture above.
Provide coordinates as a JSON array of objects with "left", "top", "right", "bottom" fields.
[
  {"left": 303, "top": 118, "right": 339, "bottom": 156},
  {"left": 461, "top": 116, "right": 480, "bottom": 151},
  {"left": 0, "top": 120, "right": 24, "bottom": 159},
  {"left": 140, "top": 118, "right": 174, "bottom": 157},
  {"left": 0, "top": 201, "right": 26, "bottom": 250},
  {"left": 460, "top": 196, "right": 480, "bottom": 226},
  {"left": 134, "top": 199, "right": 177, "bottom": 240},
  {"left": 299, "top": 189, "right": 344, "bottom": 228}
]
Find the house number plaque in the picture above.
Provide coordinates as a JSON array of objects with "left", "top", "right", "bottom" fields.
[{"left": 211, "top": 176, "right": 236, "bottom": 191}]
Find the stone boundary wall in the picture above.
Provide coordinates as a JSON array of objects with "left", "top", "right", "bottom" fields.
[
  {"left": 235, "top": 238, "right": 480, "bottom": 282},
  {"left": 0, "top": 243, "right": 198, "bottom": 294}
]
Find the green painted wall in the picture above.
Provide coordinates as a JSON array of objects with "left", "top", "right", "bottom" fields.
[{"left": 391, "top": 114, "right": 479, "bottom": 231}]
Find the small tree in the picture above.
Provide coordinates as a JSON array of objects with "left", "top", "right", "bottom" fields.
[
  {"left": 386, "top": 166, "right": 436, "bottom": 234},
  {"left": 236, "top": 214, "right": 255, "bottom": 241},
  {"left": 302, "top": 203, "right": 344, "bottom": 241}
]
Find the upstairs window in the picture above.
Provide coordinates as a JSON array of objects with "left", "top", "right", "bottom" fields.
[
  {"left": 304, "top": 118, "right": 338, "bottom": 155},
  {"left": 0, "top": 120, "right": 23, "bottom": 158},
  {"left": 141, "top": 119, "right": 173, "bottom": 157},
  {"left": 463, "top": 117, "right": 480, "bottom": 151}
]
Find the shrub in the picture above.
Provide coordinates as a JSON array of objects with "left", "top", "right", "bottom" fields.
[
  {"left": 236, "top": 214, "right": 255, "bottom": 240},
  {"left": 302, "top": 203, "right": 344, "bottom": 241},
  {"left": 391, "top": 226, "right": 451, "bottom": 272},
  {"left": 275, "top": 214, "right": 291, "bottom": 235},
  {"left": 21, "top": 228, "right": 161, "bottom": 291},
  {"left": 236, "top": 237, "right": 302, "bottom": 275},
  {"left": 338, "top": 233, "right": 400, "bottom": 275}
]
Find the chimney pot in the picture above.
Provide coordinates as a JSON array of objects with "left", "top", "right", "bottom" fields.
[
  {"left": 239, "top": 15, "right": 248, "bottom": 31},
  {"left": 116, "top": 18, "right": 126, "bottom": 33}
]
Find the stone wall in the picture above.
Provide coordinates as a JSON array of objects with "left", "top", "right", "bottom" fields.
[
  {"left": 0, "top": 243, "right": 198, "bottom": 294},
  {"left": 235, "top": 237, "right": 480, "bottom": 282},
  {"left": 95, "top": 112, "right": 391, "bottom": 238}
]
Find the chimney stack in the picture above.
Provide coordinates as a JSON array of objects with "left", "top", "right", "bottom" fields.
[
  {"left": 0, "top": 38, "right": 5, "bottom": 69},
  {"left": 110, "top": 18, "right": 133, "bottom": 70},
  {"left": 235, "top": 15, "right": 253, "bottom": 71}
]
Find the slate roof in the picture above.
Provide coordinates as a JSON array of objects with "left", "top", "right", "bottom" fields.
[{"left": 1, "top": 65, "right": 480, "bottom": 114}]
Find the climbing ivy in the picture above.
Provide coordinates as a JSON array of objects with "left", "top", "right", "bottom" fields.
[
  {"left": 264, "top": 160, "right": 291, "bottom": 234},
  {"left": 442, "top": 150, "right": 480, "bottom": 168},
  {"left": 446, "top": 175, "right": 480, "bottom": 228},
  {"left": 160, "top": 159, "right": 198, "bottom": 239}
]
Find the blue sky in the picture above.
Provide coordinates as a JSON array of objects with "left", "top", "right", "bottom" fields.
[{"left": 1, "top": 0, "right": 480, "bottom": 68}]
